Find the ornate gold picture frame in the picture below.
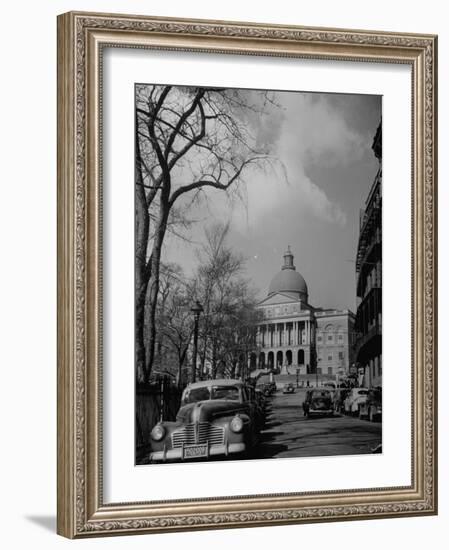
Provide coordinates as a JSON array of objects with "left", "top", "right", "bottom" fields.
[{"left": 57, "top": 11, "right": 437, "bottom": 538}]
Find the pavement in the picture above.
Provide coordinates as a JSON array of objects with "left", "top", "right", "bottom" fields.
[{"left": 256, "top": 388, "right": 382, "bottom": 459}]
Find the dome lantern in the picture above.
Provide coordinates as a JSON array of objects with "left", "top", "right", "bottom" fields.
[{"left": 282, "top": 245, "right": 295, "bottom": 270}]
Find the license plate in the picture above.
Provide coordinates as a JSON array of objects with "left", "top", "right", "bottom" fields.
[{"left": 183, "top": 444, "right": 208, "bottom": 459}]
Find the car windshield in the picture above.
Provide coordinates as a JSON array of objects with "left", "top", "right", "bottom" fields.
[
  {"left": 181, "top": 385, "right": 240, "bottom": 404},
  {"left": 356, "top": 390, "right": 369, "bottom": 395},
  {"left": 211, "top": 386, "right": 240, "bottom": 401},
  {"left": 182, "top": 386, "right": 211, "bottom": 404}
]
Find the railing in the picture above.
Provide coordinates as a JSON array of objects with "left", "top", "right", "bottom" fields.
[{"left": 135, "top": 377, "right": 182, "bottom": 460}]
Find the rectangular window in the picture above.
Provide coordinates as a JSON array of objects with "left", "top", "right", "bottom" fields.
[
  {"left": 327, "top": 354, "right": 333, "bottom": 361},
  {"left": 338, "top": 352, "right": 344, "bottom": 360},
  {"left": 327, "top": 367, "right": 333, "bottom": 375}
]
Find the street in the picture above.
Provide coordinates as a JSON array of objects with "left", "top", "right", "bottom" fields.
[{"left": 256, "top": 388, "right": 381, "bottom": 459}]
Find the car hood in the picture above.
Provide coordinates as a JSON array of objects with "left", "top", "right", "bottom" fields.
[{"left": 177, "top": 400, "right": 249, "bottom": 423}]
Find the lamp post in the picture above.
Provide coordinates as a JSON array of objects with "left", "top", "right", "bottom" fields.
[{"left": 190, "top": 300, "right": 203, "bottom": 383}]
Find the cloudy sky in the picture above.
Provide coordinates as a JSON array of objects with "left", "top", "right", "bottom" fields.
[{"left": 158, "top": 88, "right": 381, "bottom": 312}]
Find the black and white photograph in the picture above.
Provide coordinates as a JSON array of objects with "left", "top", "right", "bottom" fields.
[{"left": 134, "top": 83, "right": 382, "bottom": 465}]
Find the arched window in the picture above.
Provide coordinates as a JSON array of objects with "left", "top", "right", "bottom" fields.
[{"left": 276, "top": 350, "right": 283, "bottom": 366}]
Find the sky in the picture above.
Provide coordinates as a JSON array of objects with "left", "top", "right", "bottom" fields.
[{"left": 155, "top": 87, "right": 381, "bottom": 313}]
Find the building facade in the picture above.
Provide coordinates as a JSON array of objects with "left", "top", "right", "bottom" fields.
[
  {"left": 354, "top": 123, "right": 382, "bottom": 388},
  {"left": 254, "top": 247, "right": 355, "bottom": 379}
]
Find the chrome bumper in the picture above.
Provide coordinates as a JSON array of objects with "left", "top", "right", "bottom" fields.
[{"left": 150, "top": 442, "right": 246, "bottom": 462}]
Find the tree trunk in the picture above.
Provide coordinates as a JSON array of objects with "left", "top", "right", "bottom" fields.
[
  {"left": 135, "top": 143, "right": 150, "bottom": 383},
  {"left": 177, "top": 346, "right": 188, "bottom": 387},
  {"left": 211, "top": 339, "right": 217, "bottom": 379},
  {"left": 145, "top": 203, "right": 170, "bottom": 381}
]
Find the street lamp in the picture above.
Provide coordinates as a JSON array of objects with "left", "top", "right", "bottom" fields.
[{"left": 190, "top": 300, "right": 204, "bottom": 383}]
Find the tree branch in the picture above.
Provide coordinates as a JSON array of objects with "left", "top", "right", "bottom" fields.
[{"left": 168, "top": 156, "right": 266, "bottom": 207}]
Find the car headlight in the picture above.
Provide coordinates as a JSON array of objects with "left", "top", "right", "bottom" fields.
[
  {"left": 230, "top": 415, "right": 244, "bottom": 433},
  {"left": 151, "top": 423, "right": 166, "bottom": 441}
]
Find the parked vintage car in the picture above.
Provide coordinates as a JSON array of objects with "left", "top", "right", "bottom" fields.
[
  {"left": 149, "top": 379, "right": 260, "bottom": 462},
  {"left": 302, "top": 389, "right": 334, "bottom": 417},
  {"left": 248, "top": 385, "right": 266, "bottom": 430},
  {"left": 282, "top": 382, "right": 296, "bottom": 394},
  {"left": 256, "top": 382, "right": 272, "bottom": 397},
  {"left": 359, "top": 388, "right": 382, "bottom": 422},
  {"left": 343, "top": 387, "right": 369, "bottom": 415},
  {"left": 332, "top": 388, "right": 350, "bottom": 413},
  {"left": 257, "top": 381, "right": 276, "bottom": 396},
  {"left": 255, "top": 387, "right": 266, "bottom": 408}
]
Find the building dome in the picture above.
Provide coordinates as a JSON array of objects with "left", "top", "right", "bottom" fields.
[{"left": 268, "top": 246, "right": 308, "bottom": 301}]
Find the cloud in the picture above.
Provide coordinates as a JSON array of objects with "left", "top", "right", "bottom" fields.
[
  {"left": 225, "top": 92, "right": 370, "bottom": 230},
  {"left": 200, "top": 160, "right": 346, "bottom": 235},
  {"left": 282, "top": 93, "right": 370, "bottom": 165},
  {"left": 168, "top": 91, "right": 370, "bottom": 236}
]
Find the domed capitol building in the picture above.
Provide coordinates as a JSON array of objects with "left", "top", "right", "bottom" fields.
[{"left": 254, "top": 247, "right": 356, "bottom": 379}]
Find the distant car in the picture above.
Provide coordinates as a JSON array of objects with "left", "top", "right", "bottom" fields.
[
  {"left": 282, "top": 383, "right": 296, "bottom": 394},
  {"left": 302, "top": 389, "right": 334, "bottom": 417},
  {"left": 359, "top": 388, "right": 382, "bottom": 422},
  {"left": 343, "top": 388, "right": 369, "bottom": 415},
  {"left": 149, "top": 379, "right": 259, "bottom": 462}
]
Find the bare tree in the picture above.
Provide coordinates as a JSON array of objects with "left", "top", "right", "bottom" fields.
[
  {"left": 135, "top": 85, "right": 274, "bottom": 382},
  {"left": 191, "top": 223, "right": 262, "bottom": 380},
  {"left": 156, "top": 278, "right": 195, "bottom": 386}
]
